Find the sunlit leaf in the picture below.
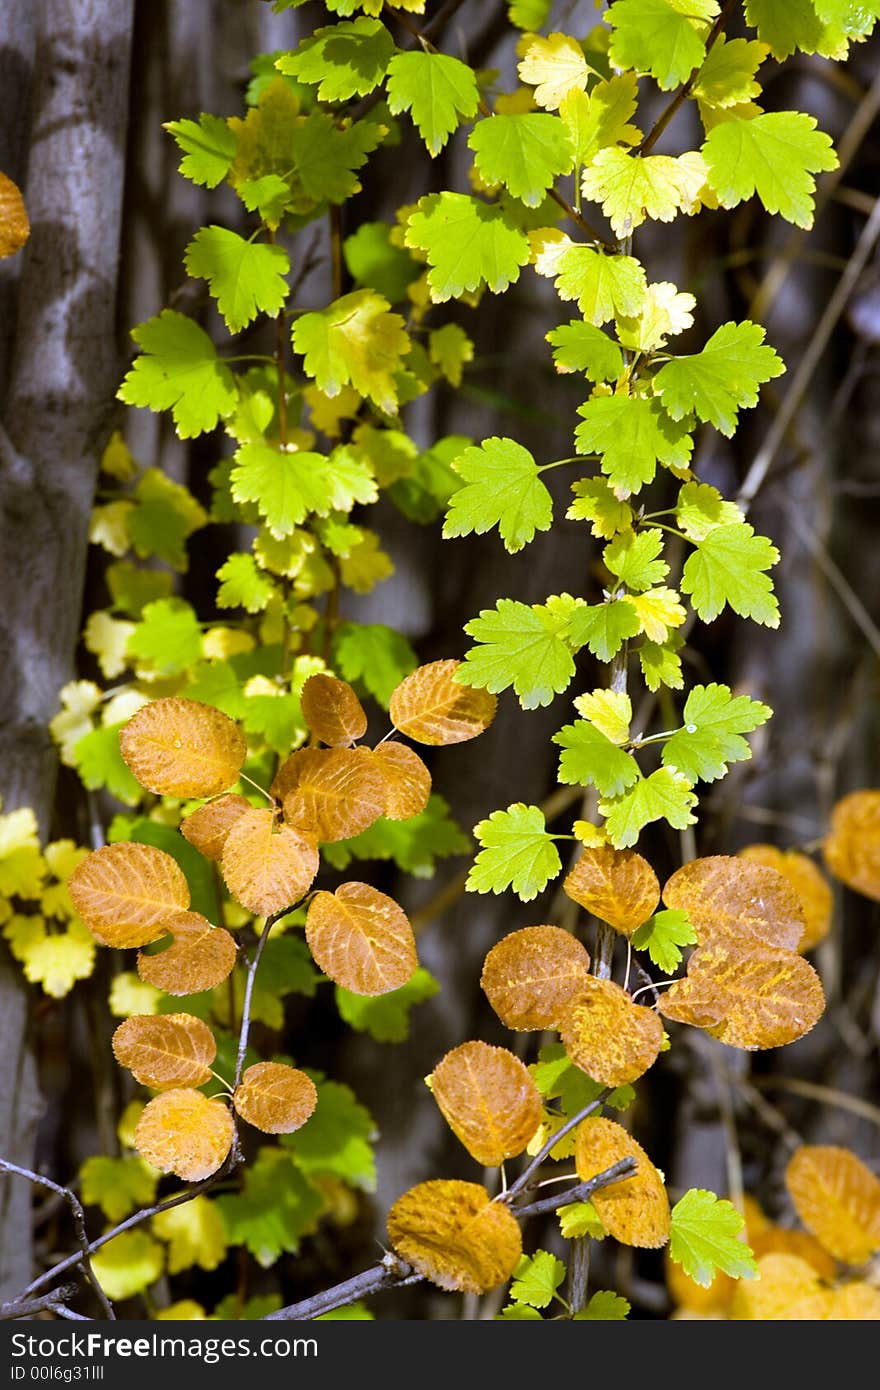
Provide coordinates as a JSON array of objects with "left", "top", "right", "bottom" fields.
[
  {"left": 560, "top": 977, "right": 664, "bottom": 1085},
  {"left": 390, "top": 660, "right": 497, "bottom": 745},
  {"left": 387, "top": 1180, "right": 522, "bottom": 1294},
  {"left": 306, "top": 882, "right": 417, "bottom": 995},
  {"left": 112, "top": 1012, "right": 216, "bottom": 1090},
  {"left": 180, "top": 795, "right": 252, "bottom": 862},
  {"left": 823, "top": 789, "right": 880, "bottom": 902},
  {"left": 277, "top": 747, "right": 387, "bottom": 841},
  {"left": 663, "top": 854, "right": 804, "bottom": 951},
  {"left": 233, "top": 1062, "right": 318, "bottom": 1135},
  {"left": 429, "top": 1041, "right": 543, "bottom": 1166},
  {"left": 135, "top": 1088, "right": 234, "bottom": 1182},
  {"left": 300, "top": 672, "right": 367, "bottom": 747},
  {"left": 564, "top": 846, "right": 660, "bottom": 936},
  {"left": 221, "top": 808, "right": 319, "bottom": 915},
  {"left": 120, "top": 697, "right": 247, "bottom": 798},
  {"left": 785, "top": 1145, "right": 880, "bottom": 1265},
  {"left": 670, "top": 1188, "right": 758, "bottom": 1288},
  {"left": 481, "top": 924, "right": 592, "bottom": 1030},
  {"left": 739, "top": 844, "right": 832, "bottom": 952},
  {"left": 69, "top": 843, "right": 190, "bottom": 949},
  {"left": 0, "top": 170, "right": 30, "bottom": 258},
  {"left": 575, "top": 1117, "right": 670, "bottom": 1248},
  {"left": 370, "top": 743, "right": 432, "bottom": 820}
]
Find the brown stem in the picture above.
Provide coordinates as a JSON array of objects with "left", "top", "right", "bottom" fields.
[{"left": 637, "top": 0, "right": 740, "bottom": 156}]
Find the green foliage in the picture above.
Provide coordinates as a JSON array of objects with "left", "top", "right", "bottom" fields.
[
  {"left": 467, "top": 803, "right": 561, "bottom": 902},
  {"left": 275, "top": 18, "right": 395, "bottom": 102},
  {"left": 442, "top": 438, "right": 553, "bottom": 554},
  {"left": 458, "top": 597, "right": 581, "bottom": 709},
  {"left": 405, "top": 193, "right": 530, "bottom": 301},
  {"left": 469, "top": 114, "right": 574, "bottom": 207},
  {"left": 283, "top": 1074, "right": 377, "bottom": 1191},
  {"left": 669, "top": 1190, "right": 759, "bottom": 1287},
  {"left": 80, "top": 1156, "right": 158, "bottom": 1224},
  {"left": 653, "top": 321, "right": 785, "bottom": 437},
  {"left": 576, "top": 1291, "right": 631, "bottom": 1320},
  {"left": 119, "top": 311, "right": 238, "bottom": 439},
  {"left": 681, "top": 523, "right": 780, "bottom": 626},
  {"left": 322, "top": 795, "right": 470, "bottom": 878},
  {"left": 606, "top": 0, "right": 715, "bottom": 90},
  {"left": 216, "top": 1150, "right": 323, "bottom": 1268},
  {"left": 333, "top": 622, "right": 418, "bottom": 706},
  {"left": 553, "top": 720, "right": 640, "bottom": 797},
  {"left": 184, "top": 227, "right": 290, "bottom": 332},
  {"left": 703, "top": 112, "right": 838, "bottom": 228},
  {"left": 575, "top": 396, "right": 692, "bottom": 495},
  {"left": 509, "top": 1251, "right": 566, "bottom": 1309},
  {"left": 164, "top": 114, "right": 237, "bottom": 188},
  {"left": 632, "top": 909, "right": 697, "bottom": 974},
  {"left": 335, "top": 967, "right": 440, "bottom": 1043},
  {"left": 600, "top": 768, "right": 698, "bottom": 849},
  {"left": 386, "top": 51, "right": 480, "bottom": 156},
  {"left": 661, "top": 684, "right": 772, "bottom": 784}
]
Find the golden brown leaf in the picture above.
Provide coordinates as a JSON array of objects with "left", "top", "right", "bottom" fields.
[
  {"left": 305, "top": 882, "right": 417, "bottom": 995},
  {"left": 221, "top": 808, "right": 319, "bottom": 916},
  {"left": 575, "top": 1117, "right": 670, "bottom": 1248},
  {"left": 429, "top": 1042, "right": 543, "bottom": 1167},
  {"left": 785, "top": 1145, "right": 880, "bottom": 1264},
  {"left": 658, "top": 941, "right": 825, "bottom": 1049},
  {"left": 823, "top": 789, "right": 880, "bottom": 902},
  {"left": 564, "top": 846, "right": 660, "bottom": 936},
  {"left": 386, "top": 1180, "right": 521, "bottom": 1293},
  {"left": 751, "top": 1227, "right": 837, "bottom": 1281},
  {"left": 136, "top": 911, "right": 237, "bottom": 995},
  {"left": 300, "top": 672, "right": 368, "bottom": 746},
  {"left": 180, "top": 795, "right": 251, "bottom": 861},
  {"left": 111, "top": 1013, "right": 216, "bottom": 1090},
  {"left": 739, "top": 844, "right": 832, "bottom": 953},
  {"left": 827, "top": 1282, "right": 880, "bottom": 1319},
  {"left": 277, "top": 747, "right": 386, "bottom": 842},
  {"left": 389, "top": 660, "right": 497, "bottom": 745},
  {"left": 729, "top": 1253, "right": 830, "bottom": 1320},
  {"left": 120, "top": 697, "right": 247, "bottom": 798},
  {"left": 559, "top": 978, "right": 664, "bottom": 1086},
  {"left": 0, "top": 171, "right": 29, "bottom": 258},
  {"left": 480, "top": 925, "right": 592, "bottom": 1030},
  {"left": 68, "top": 842, "right": 190, "bottom": 949},
  {"left": 232, "top": 1062, "right": 317, "bottom": 1134},
  {"left": 370, "top": 742, "right": 431, "bottom": 820},
  {"left": 663, "top": 855, "right": 804, "bottom": 951},
  {"left": 134, "top": 1088, "right": 234, "bottom": 1182}
]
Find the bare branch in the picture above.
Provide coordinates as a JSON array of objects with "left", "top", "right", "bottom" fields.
[
  {"left": 265, "top": 1253, "right": 422, "bottom": 1321},
  {"left": 508, "top": 1159, "right": 638, "bottom": 1219},
  {"left": 0, "top": 1285, "right": 79, "bottom": 1321},
  {"left": 505, "top": 1090, "right": 612, "bottom": 1201}
]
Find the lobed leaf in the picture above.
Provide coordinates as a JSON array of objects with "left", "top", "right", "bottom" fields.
[
  {"left": 670, "top": 1188, "right": 758, "bottom": 1288},
  {"left": 467, "top": 803, "right": 562, "bottom": 902}
]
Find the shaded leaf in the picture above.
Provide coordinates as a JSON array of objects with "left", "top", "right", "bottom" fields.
[
  {"left": 387, "top": 1180, "right": 522, "bottom": 1294},
  {"left": 564, "top": 846, "right": 660, "bottom": 936},
  {"left": 135, "top": 1088, "right": 234, "bottom": 1182},
  {"left": 300, "top": 673, "right": 367, "bottom": 747},
  {"left": 68, "top": 843, "right": 190, "bottom": 949},
  {"left": 390, "top": 659, "right": 497, "bottom": 745},
  {"left": 306, "top": 881, "right": 417, "bottom": 995},
  {"left": 575, "top": 1117, "right": 670, "bottom": 1248},
  {"left": 221, "top": 808, "right": 319, "bottom": 915},
  {"left": 233, "top": 1062, "right": 318, "bottom": 1135},
  {"left": 370, "top": 742, "right": 431, "bottom": 821},
  {"left": 120, "top": 697, "right": 247, "bottom": 798},
  {"left": 481, "top": 924, "right": 592, "bottom": 1030},
  {"left": 137, "top": 911, "right": 237, "bottom": 995},
  {"left": 429, "top": 1041, "right": 543, "bottom": 1166},
  {"left": 180, "top": 795, "right": 252, "bottom": 862},
  {"left": 785, "top": 1145, "right": 880, "bottom": 1265},
  {"left": 335, "top": 965, "right": 439, "bottom": 1042}
]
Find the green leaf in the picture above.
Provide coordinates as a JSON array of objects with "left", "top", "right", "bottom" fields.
[
  {"left": 80, "top": 1155, "right": 158, "bottom": 1224},
  {"left": 184, "top": 227, "right": 289, "bottom": 333},
  {"left": 632, "top": 908, "right": 696, "bottom": 974},
  {"left": 553, "top": 721, "right": 640, "bottom": 797},
  {"left": 681, "top": 523, "right": 780, "bottom": 626},
  {"left": 292, "top": 289, "right": 409, "bottom": 415},
  {"left": 509, "top": 1251, "right": 566, "bottom": 1309},
  {"left": 530, "top": 1042, "right": 634, "bottom": 1115},
  {"left": 675, "top": 481, "right": 745, "bottom": 541},
  {"left": 604, "top": 529, "right": 669, "bottom": 592},
  {"left": 213, "top": 1293, "right": 282, "bottom": 1320},
  {"left": 72, "top": 725, "right": 143, "bottom": 806},
  {"left": 576, "top": 1290, "right": 631, "bottom": 1320},
  {"left": 184, "top": 660, "right": 247, "bottom": 719},
  {"left": 275, "top": 18, "right": 394, "bottom": 101},
  {"left": 335, "top": 967, "right": 439, "bottom": 1044},
  {"left": 442, "top": 437, "right": 553, "bottom": 554},
  {"left": 813, "top": 0, "right": 880, "bottom": 31},
  {"left": 669, "top": 1189, "right": 758, "bottom": 1287},
  {"left": 290, "top": 111, "right": 385, "bottom": 205},
  {"left": 638, "top": 636, "right": 684, "bottom": 692},
  {"left": 606, "top": 0, "right": 716, "bottom": 89},
  {"left": 119, "top": 310, "right": 238, "bottom": 439},
  {"left": 127, "top": 598, "right": 203, "bottom": 676},
  {"left": 575, "top": 395, "right": 693, "bottom": 496},
  {"left": 581, "top": 148, "right": 690, "bottom": 238},
  {"left": 343, "top": 221, "right": 419, "bottom": 302},
  {"left": 653, "top": 321, "right": 785, "bottom": 437},
  {"left": 333, "top": 621, "right": 418, "bottom": 707},
  {"left": 216, "top": 1150, "right": 323, "bottom": 1268},
  {"left": 106, "top": 562, "right": 174, "bottom": 619},
  {"left": 405, "top": 193, "right": 531, "bottom": 302},
  {"left": 230, "top": 441, "right": 376, "bottom": 538},
  {"left": 560, "top": 74, "right": 642, "bottom": 168},
  {"left": 564, "top": 600, "right": 641, "bottom": 663},
  {"left": 509, "top": 0, "right": 552, "bottom": 28},
  {"left": 703, "top": 112, "right": 838, "bottom": 229},
  {"left": 386, "top": 51, "right": 480, "bottom": 156},
  {"left": 388, "top": 435, "right": 467, "bottom": 524},
  {"left": 547, "top": 321, "right": 624, "bottom": 382},
  {"left": 283, "top": 1074, "right": 376, "bottom": 1191},
  {"left": 558, "top": 1201, "right": 607, "bottom": 1240},
  {"left": 90, "top": 1231, "right": 164, "bottom": 1302},
  {"left": 566, "top": 479, "right": 633, "bottom": 539},
  {"left": 467, "top": 803, "right": 562, "bottom": 901},
  {"left": 600, "top": 768, "right": 697, "bottom": 849},
  {"left": 216, "top": 552, "right": 277, "bottom": 613},
  {"left": 164, "top": 114, "right": 237, "bottom": 188},
  {"left": 469, "top": 113, "right": 574, "bottom": 207},
  {"left": 458, "top": 597, "right": 578, "bottom": 709},
  {"left": 662, "top": 682, "right": 772, "bottom": 783},
  {"left": 237, "top": 174, "right": 292, "bottom": 229},
  {"left": 743, "top": 0, "right": 828, "bottom": 60},
  {"left": 497, "top": 1303, "right": 543, "bottom": 1319},
  {"left": 322, "top": 795, "right": 470, "bottom": 878},
  {"left": 127, "top": 468, "right": 207, "bottom": 571},
  {"left": 554, "top": 247, "right": 647, "bottom": 326},
  {"left": 692, "top": 35, "right": 769, "bottom": 109}
]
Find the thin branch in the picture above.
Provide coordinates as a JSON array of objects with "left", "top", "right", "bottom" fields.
[
  {"left": 508, "top": 1160, "right": 638, "bottom": 1219},
  {"left": 266, "top": 1252, "right": 422, "bottom": 1321},
  {"left": 637, "top": 0, "right": 739, "bottom": 156},
  {"left": 0, "top": 1286, "right": 80, "bottom": 1321},
  {"left": 505, "top": 1090, "right": 612, "bottom": 1201},
  {"left": 783, "top": 502, "right": 880, "bottom": 662},
  {"left": 753, "top": 1075, "right": 880, "bottom": 1131},
  {"left": 235, "top": 912, "right": 282, "bottom": 1088},
  {"left": 548, "top": 187, "right": 613, "bottom": 251},
  {"left": 0, "top": 1160, "right": 114, "bottom": 1319}
]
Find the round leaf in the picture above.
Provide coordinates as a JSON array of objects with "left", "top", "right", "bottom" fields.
[
  {"left": 181, "top": 794, "right": 251, "bottom": 861},
  {"left": 564, "top": 846, "right": 660, "bottom": 936},
  {"left": 480, "top": 924, "right": 592, "bottom": 1030},
  {"left": 575, "top": 1117, "right": 670, "bottom": 1249},
  {"left": 135, "top": 1089, "right": 234, "bottom": 1182},
  {"left": 305, "top": 882, "right": 417, "bottom": 995},
  {"left": 0, "top": 171, "right": 29, "bottom": 258},
  {"left": 68, "top": 842, "right": 190, "bottom": 948},
  {"left": 120, "top": 697, "right": 247, "bottom": 797},
  {"left": 221, "top": 808, "right": 319, "bottom": 916},
  {"left": 112, "top": 1013, "right": 216, "bottom": 1090},
  {"left": 751, "top": 1227, "right": 836, "bottom": 1280},
  {"left": 823, "top": 790, "right": 880, "bottom": 902},
  {"left": 559, "top": 977, "right": 664, "bottom": 1085},
  {"left": 387, "top": 1179, "right": 521, "bottom": 1293},
  {"left": 137, "top": 911, "right": 237, "bottom": 995},
  {"left": 233, "top": 1062, "right": 318, "bottom": 1135},
  {"left": 371, "top": 742, "right": 431, "bottom": 820},
  {"left": 663, "top": 854, "right": 804, "bottom": 951},
  {"left": 276, "top": 747, "right": 387, "bottom": 842},
  {"left": 729, "top": 1253, "right": 830, "bottom": 1320},
  {"left": 785, "top": 1145, "right": 880, "bottom": 1265},
  {"left": 389, "top": 659, "right": 497, "bottom": 745},
  {"left": 300, "top": 672, "right": 368, "bottom": 746},
  {"left": 739, "top": 844, "right": 832, "bottom": 953},
  {"left": 429, "top": 1041, "right": 543, "bottom": 1166}
]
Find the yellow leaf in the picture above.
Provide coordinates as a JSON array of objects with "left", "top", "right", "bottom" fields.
[
  {"left": 278, "top": 747, "right": 387, "bottom": 842},
  {"left": 429, "top": 1041, "right": 543, "bottom": 1166},
  {"left": 0, "top": 170, "right": 30, "bottom": 257},
  {"left": 84, "top": 610, "right": 136, "bottom": 678},
  {"left": 68, "top": 842, "right": 190, "bottom": 949},
  {"left": 305, "top": 882, "right": 418, "bottom": 995},
  {"left": 137, "top": 911, "right": 238, "bottom": 995},
  {"left": 220, "top": 807, "right": 319, "bottom": 916},
  {"left": 303, "top": 382, "right": 362, "bottom": 438},
  {"left": 575, "top": 1117, "right": 670, "bottom": 1249},
  {"left": 90, "top": 1230, "right": 164, "bottom": 1302},
  {"left": 112, "top": 1013, "right": 217, "bottom": 1090},
  {"left": 0, "top": 806, "right": 45, "bottom": 898},
  {"left": 621, "top": 586, "right": 687, "bottom": 642},
  {"left": 387, "top": 1180, "right": 522, "bottom": 1294},
  {"left": 370, "top": 742, "right": 432, "bottom": 821},
  {"left": 135, "top": 1089, "right": 234, "bottom": 1182},
  {"left": 582, "top": 148, "right": 699, "bottom": 238},
  {"left": 233, "top": 1062, "right": 318, "bottom": 1134},
  {"left": 573, "top": 689, "right": 632, "bottom": 744},
  {"left": 153, "top": 1196, "right": 227, "bottom": 1273},
  {"left": 181, "top": 795, "right": 252, "bottom": 862},
  {"left": 202, "top": 626, "right": 256, "bottom": 660},
  {"left": 102, "top": 690, "right": 149, "bottom": 727},
  {"left": 4, "top": 915, "right": 95, "bottom": 997},
  {"left": 573, "top": 820, "right": 608, "bottom": 847},
  {"left": 481, "top": 924, "right": 592, "bottom": 1030},
  {"left": 560, "top": 74, "right": 642, "bottom": 168},
  {"left": 823, "top": 789, "right": 880, "bottom": 902},
  {"left": 739, "top": 845, "right": 832, "bottom": 953},
  {"left": 560, "top": 978, "right": 664, "bottom": 1085},
  {"left": 785, "top": 1145, "right": 880, "bottom": 1265},
  {"left": 618, "top": 280, "right": 696, "bottom": 353},
  {"left": 301, "top": 672, "right": 368, "bottom": 747},
  {"left": 109, "top": 971, "right": 162, "bottom": 1018},
  {"left": 389, "top": 660, "right": 497, "bottom": 745},
  {"left": 155, "top": 1301, "right": 207, "bottom": 1320},
  {"left": 120, "top": 697, "right": 247, "bottom": 798},
  {"left": 528, "top": 226, "right": 574, "bottom": 278},
  {"left": 565, "top": 846, "right": 660, "bottom": 936},
  {"left": 100, "top": 431, "right": 138, "bottom": 482},
  {"left": 517, "top": 32, "right": 594, "bottom": 110},
  {"left": 663, "top": 854, "right": 804, "bottom": 951},
  {"left": 729, "top": 1253, "right": 830, "bottom": 1320},
  {"left": 50, "top": 681, "right": 103, "bottom": 765}
]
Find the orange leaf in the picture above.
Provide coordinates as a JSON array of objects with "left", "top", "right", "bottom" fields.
[
  {"left": 429, "top": 1042, "right": 543, "bottom": 1166},
  {"left": 564, "top": 846, "right": 659, "bottom": 936},
  {"left": 823, "top": 789, "right": 880, "bottom": 902},
  {"left": 559, "top": 977, "right": 664, "bottom": 1085},
  {"left": 386, "top": 1180, "right": 521, "bottom": 1293},
  {"left": 232, "top": 1062, "right": 317, "bottom": 1134},
  {"left": 221, "top": 808, "right": 319, "bottom": 916},
  {"left": 68, "top": 843, "right": 190, "bottom": 948},
  {"left": 739, "top": 844, "right": 832, "bottom": 952},
  {"left": 181, "top": 795, "right": 251, "bottom": 861},
  {"left": 729, "top": 1253, "right": 830, "bottom": 1320},
  {"left": 120, "top": 697, "right": 247, "bottom": 798},
  {"left": 371, "top": 743, "right": 431, "bottom": 820},
  {"left": 785, "top": 1145, "right": 880, "bottom": 1264},
  {"left": 480, "top": 925, "right": 592, "bottom": 1030},
  {"left": 663, "top": 855, "right": 804, "bottom": 952},
  {"left": 0, "top": 171, "right": 29, "bottom": 258},
  {"left": 135, "top": 1088, "right": 234, "bottom": 1182},
  {"left": 111, "top": 1013, "right": 216, "bottom": 1090},
  {"left": 137, "top": 911, "right": 237, "bottom": 995},
  {"left": 751, "top": 1227, "right": 836, "bottom": 1281},
  {"left": 575, "top": 1117, "right": 670, "bottom": 1248},
  {"left": 300, "top": 672, "right": 368, "bottom": 746},
  {"left": 305, "top": 882, "right": 417, "bottom": 995},
  {"left": 827, "top": 1281, "right": 880, "bottom": 1319},
  {"left": 389, "top": 660, "right": 497, "bottom": 745},
  {"left": 658, "top": 941, "right": 825, "bottom": 1049},
  {"left": 276, "top": 747, "right": 386, "bottom": 842}
]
